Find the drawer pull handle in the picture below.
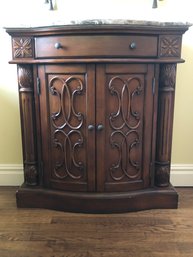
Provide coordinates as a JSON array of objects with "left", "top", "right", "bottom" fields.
[
  {"left": 129, "top": 42, "right": 137, "bottom": 49},
  {"left": 88, "top": 124, "right": 95, "bottom": 131},
  {"left": 54, "top": 42, "right": 62, "bottom": 49},
  {"left": 97, "top": 124, "right": 104, "bottom": 131}
]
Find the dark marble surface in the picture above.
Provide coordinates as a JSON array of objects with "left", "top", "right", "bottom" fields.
[
  {"left": 5, "top": 19, "right": 191, "bottom": 29},
  {"left": 69, "top": 19, "right": 190, "bottom": 26}
]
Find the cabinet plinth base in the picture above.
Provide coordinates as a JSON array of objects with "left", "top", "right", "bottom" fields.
[{"left": 16, "top": 185, "right": 178, "bottom": 213}]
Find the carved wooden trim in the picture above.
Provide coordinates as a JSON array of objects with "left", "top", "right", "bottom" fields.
[
  {"left": 155, "top": 163, "right": 170, "bottom": 187},
  {"left": 159, "top": 63, "right": 176, "bottom": 89},
  {"left": 155, "top": 64, "right": 176, "bottom": 187},
  {"left": 13, "top": 37, "right": 33, "bottom": 58},
  {"left": 18, "top": 65, "right": 38, "bottom": 185},
  {"left": 159, "top": 36, "right": 182, "bottom": 58},
  {"left": 108, "top": 76, "right": 142, "bottom": 181}
]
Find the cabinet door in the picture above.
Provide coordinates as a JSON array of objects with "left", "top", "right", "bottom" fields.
[
  {"left": 96, "top": 64, "right": 155, "bottom": 192},
  {"left": 38, "top": 64, "right": 96, "bottom": 192}
]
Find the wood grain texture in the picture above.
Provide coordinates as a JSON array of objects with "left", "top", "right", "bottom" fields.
[{"left": 0, "top": 187, "right": 193, "bottom": 257}]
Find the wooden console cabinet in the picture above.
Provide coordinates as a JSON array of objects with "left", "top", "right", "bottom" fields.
[{"left": 6, "top": 22, "right": 189, "bottom": 212}]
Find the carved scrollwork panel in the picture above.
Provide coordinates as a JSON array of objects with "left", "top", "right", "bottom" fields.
[
  {"left": 48, "top": 75, "right": 86, "bottom": 182},
  {"left": 107, "top": 75, "right": 143, "bottom": 182},
  {"left": 13, "top": 37, "right": 33, "bottom": 58},
  {"left": 109, "top": 76, "right": 142, "bottom": 131},
  {"left": 53, "top": 130, "right": 84, "bottom": 180},
  {"left": 49, "top": 76, "right": 84, "bottom": 130},
  {"left": 110, "top": 130, "right": 141, "bottom": 181}
]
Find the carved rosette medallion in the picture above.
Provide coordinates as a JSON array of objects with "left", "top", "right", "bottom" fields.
[
  {"left": 18, "top": 65, "right": 38, "bottom": 186},
  {"left": 159, "top": 36, "right": 181, "bottom": 57},
  {"left": 155, "top": 64, "right": 176, "bottom": 187},
  {"left": 13, "top": 37, "right": 33, "bottom": 58}
]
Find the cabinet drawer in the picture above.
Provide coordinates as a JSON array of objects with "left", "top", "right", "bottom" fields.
[{"left": 35, "top": 35, "right": 158, "bottom": 58}]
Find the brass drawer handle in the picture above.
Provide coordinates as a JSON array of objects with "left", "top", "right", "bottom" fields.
[
  {"left": 129, "top": 42, "right": 137, "bottom": 49},
  {"left": 54, "top": 42, "right": 62, "bottom": 49}
]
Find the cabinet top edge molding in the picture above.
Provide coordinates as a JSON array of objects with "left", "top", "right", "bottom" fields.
[{"left": 5, "top": 22, "right": 191, "bottom": 36}]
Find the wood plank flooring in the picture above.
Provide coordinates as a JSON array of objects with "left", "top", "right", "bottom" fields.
[{"left": 0, "top": 187, "right": 193, "bottom": 257}]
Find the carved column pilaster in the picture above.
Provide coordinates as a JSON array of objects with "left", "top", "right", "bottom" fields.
[
  {"left": 18, "top": 65, "right": 38, "bottom": 186},
  {"left": 155, "top": 64, "right": 176, "bottom": 187}
]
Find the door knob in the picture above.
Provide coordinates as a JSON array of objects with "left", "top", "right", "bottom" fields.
[
  {"left": 88, "top": 124, "right": 95, "bottom": 131},
  {"left": 97, "top": 124, "right": 104, "bottom": 131}
]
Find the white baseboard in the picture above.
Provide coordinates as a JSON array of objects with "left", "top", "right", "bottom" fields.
[
  {"left": 0, "top": 163, "right": 193, "bottom": 186},
  {"left": 170, "top": 164, "right": 193, "bottom": 187},
  {"left": 0, "top": 164, "right": 23, "bottom": 186}
]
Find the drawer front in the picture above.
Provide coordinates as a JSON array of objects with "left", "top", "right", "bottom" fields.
[{"left": 35, "top": 35, "right": 158, "bottom": 58}]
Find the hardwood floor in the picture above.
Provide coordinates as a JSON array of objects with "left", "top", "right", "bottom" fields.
[{"left": 0, "top": 187, "right": 193, "bottom": 257}]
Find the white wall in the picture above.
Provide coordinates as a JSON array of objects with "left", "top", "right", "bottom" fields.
[{"left": 1, "top": 0, "right": 193, "bottom": 27}]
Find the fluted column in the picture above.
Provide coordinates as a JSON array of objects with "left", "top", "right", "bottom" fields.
[
  {"left": 18, "top": 64, "right": 38, "bottom": 185},
  {"left": 155, "top": 64, "right": 176, "bottom": 187}
]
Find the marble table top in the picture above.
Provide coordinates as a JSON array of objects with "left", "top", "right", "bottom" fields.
[
  {"left": 5, "top": 19, "right": 191, "bottom": 29},
  {"left": 59, "top": 19, "right": 191, "bottom": 26}
]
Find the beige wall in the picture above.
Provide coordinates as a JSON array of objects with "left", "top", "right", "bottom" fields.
[
  {"left": 0, "top": 30, "right": 22, "bottom": 164},
  {"left": 172, "top": 36, "right": 193, "bottom": 163},
  {"left": 0, "top": 0, "right": 193, "bottom": 166}
]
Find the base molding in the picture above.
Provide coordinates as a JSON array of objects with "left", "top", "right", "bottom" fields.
[{"left": 16, "top": 184, "right": 178, "bottom": 213}]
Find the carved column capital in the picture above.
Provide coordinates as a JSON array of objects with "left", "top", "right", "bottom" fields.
[
  {"left": 159, "top": 64, "right": 176, "bottom": 89},
  {"left": 18, "top": 65, "right": 33, "bottom": 91}
]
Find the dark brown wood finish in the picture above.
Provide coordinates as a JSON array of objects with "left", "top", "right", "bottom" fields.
[
  {"left": 6, "top": 23, "right": 190, "bottom": 213},
  {"left": 155, "top": 64, "right": 177, "bottom": 186},
  {"left": 17, "top": 65, "right": 38, "bottom": 186},
  {"left": 96, "top": 64, "right": 155, "bottom": 192},
  {"left": 35, "top": 35, "right": 158, "bottom": 58},
  {"left": 38, "top": 64, "right": 96, "bottom": 192}
]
